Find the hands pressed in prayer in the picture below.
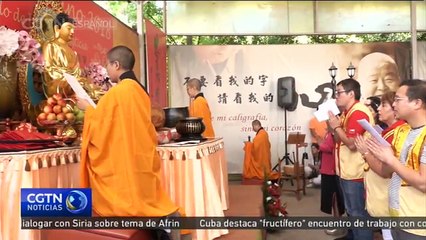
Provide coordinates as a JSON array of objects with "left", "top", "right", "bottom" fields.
[
  {"left": 327, "top": 111, "right": 341, "bottom": 129},
  {"left": 354, "top": 135, "right": 369, "bottom": 155},
  {"left": 364, "top": 137, "right": 397, "bottom": 166}
]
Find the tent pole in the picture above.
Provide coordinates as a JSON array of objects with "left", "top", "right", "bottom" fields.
[
  {"left": 137, "top": 1, "right": 146, "bottom": 86},
  {"left": 410, "top": 1, "right": 418, "bottom": 79}
]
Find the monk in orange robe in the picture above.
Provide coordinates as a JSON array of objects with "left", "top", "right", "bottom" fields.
[
  {"left": 78, "top": 46, "right": 180, "bottom": 218},
  {"left": 186, "top": 78, "right": 215, "bottom": 138},
  {"left": 244, "top": 120, "right": 272, "bottom": 179}
]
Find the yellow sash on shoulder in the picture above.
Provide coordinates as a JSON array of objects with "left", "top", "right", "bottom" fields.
[
  {"left": 392, "top": 124, "right": 426, "bottom": 186},
  {"left": 337, "top": 102, "right": 374, "bottom": 180}
]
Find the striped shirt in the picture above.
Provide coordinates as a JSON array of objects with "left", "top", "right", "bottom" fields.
[{"left": 389, "top": 126, "right": 426, "bottom": 210}]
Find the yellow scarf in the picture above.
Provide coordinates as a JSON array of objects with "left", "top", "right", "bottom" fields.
[
  {"left": 336, "top": 102, "right": 374, "bottom": 179},
  {"left": 392, "top": 123, "right": 426, "bottom": 186}
]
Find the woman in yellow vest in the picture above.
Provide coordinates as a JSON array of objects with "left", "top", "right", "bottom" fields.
[{"left": 355, "top": 91, "right": 405, "bottom": 240}]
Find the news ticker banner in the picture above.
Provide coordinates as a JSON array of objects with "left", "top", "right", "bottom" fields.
[
  {"left": 21, "top": 217, "right": 426, "bottom": 230},
  {"left": 19, "top": 188, "right": 426, "bottom": 230}
]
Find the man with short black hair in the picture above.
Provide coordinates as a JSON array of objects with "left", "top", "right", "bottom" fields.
[
  {"left": 327, "top": 78, "right": 374, "bottom": 240},
  {"left": 365, "top": 79, "right": 426, "bottom": 239}
]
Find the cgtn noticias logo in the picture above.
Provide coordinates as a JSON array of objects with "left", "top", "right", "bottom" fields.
[{"left": 21, "top": 188, "right": 91, "bottom": 217}]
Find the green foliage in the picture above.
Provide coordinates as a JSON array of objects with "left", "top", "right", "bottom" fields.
[
  {"left": 143, "top": 1, "right": 163, "bottom": 29},
  {"left": 95, "top": 1, "right": 136, "bottom": 29},
  {"left": 251, "top": 36, "right": 297, "bottom": 45},
  {"left": 97, "top": 1, "right": 425, "bottom": 45},
  {"left": 95, "top": 1, "right": 159, "bottom": 30}
]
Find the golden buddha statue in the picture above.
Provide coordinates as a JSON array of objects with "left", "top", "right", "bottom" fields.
[{"left": 42, "top": 13, "right": 97, "bottom": 99}]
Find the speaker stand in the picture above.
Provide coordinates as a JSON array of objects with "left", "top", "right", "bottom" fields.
[{"left": 272, "top": 109, "right": 293, "bottom": 172}]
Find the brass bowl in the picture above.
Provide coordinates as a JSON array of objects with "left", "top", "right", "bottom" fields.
[{"left": 175, "top": 117, "right": 205, "bottom": 141}]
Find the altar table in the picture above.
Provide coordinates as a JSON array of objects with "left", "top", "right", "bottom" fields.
[
  {"left": 0, "top": 146, "right": 81, "bottom": 240},
  {"left": 1, "top": 139, "right": 230, "bottom": 240},
  {"left": 157, "top": 138, "right": 230, "bottom": 240}
]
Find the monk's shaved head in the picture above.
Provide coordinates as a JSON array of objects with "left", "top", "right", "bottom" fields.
[
  {"left": 107, "top": 46, "right": 135, "bottom": 71},
  {"left": 252, "top": 120, "right": 263, "bottom": 132},
  {"left": 187, "top": 78, "right": 202, "bottom": 91},
  {"left": 252, "top": 120, "right": 261, "bottom": 127}
]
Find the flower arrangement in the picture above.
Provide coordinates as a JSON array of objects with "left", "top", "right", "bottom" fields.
[
  {"left": 0, "top": 26, "right": 44, "bottom": 72},
  {"left": 84, "top": 62, "right": 112, "bottom": 91},
  {"left": 263, "top": 180, "right": 288, "bottom": 217},
  {"left": 262, "top": 179, "right": 288, "bottom": 232}
]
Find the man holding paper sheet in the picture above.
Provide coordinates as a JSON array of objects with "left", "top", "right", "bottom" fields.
[
  {"left": 364, "top": 80, "right": 426, "bottom": 239},
  {"left": 327, "top": 78, "right": 374, "bottom": 240},
  {"left": 77, "top": 46, "right": 185, "bottom": 229}
]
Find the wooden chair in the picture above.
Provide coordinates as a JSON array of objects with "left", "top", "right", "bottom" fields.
[{"left": 280, "top": 133, "right": 307, "bottom": 200}]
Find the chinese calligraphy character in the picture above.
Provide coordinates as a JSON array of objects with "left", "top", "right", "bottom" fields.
[
  {"left": 218, "top": 93, "right": 228, "bottom": 104},
  {"left": 183, "top": 77, "right": 190, "bottom": 85},
  {"left": 258, "top": 75, "right": 268, "bottom": 86},
  {"left": 249, "top": 93, "right": 259, "bottom": 103},
  {"left": 200, "top": 76, "right": 208, "bottom": 87},
  {"left": 263, "top": 93, "right": 274, "bottom": 102},
  {"left": 234, "top": 93, "right": 242, "bottom": 104},
  {"left": 243, "top": 76, "right": 254, "bottom": 85},
  {"left": 300, "top": 82, "right": 333, "bottom": 109},
  {"left": 229, "top": 76, "right": 239, "bottom": 86},
  {"left": 214, "top": 75, "right": 223, "bottom": 87}
]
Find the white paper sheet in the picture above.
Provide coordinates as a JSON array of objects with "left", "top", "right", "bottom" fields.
[
  {"left": 373, "top": 125, "right": 384, "bottom": 135},
  {"left": 314, "top": 110, "right": 329, "bottom": 122},
  {"left": 314, "top": 99, "right": 340, "bottom": 122},
  {"left": 357, "top": 119, "right": 390, "bottom": 146},
  {"left": 63, "top": 73, "right": 97, "bottom": 108},
  {"left": 160, "top": 140, "right": 201, "bottom": 147}
]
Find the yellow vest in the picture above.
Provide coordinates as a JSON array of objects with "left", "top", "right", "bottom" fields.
[
  {"left": 392, "top": 124, "right": 426, "bottom": 186},
  {"left": 390, "top": 123, "right": 426, "bottom": 236},
  {"left": 364, "top": 123, "right": 402, "bottom": 217},
  {"left": 336, "top": 102, "right": 374, "bottom": 180}
]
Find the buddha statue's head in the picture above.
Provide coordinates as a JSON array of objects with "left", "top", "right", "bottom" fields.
[{"left": 53, "top": 13, "right": 76, "bottom": 42}]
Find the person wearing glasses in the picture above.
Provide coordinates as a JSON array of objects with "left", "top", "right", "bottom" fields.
[
  {"left": 355, "top": 91, "right": 405, "bottom": 240},
  {"left": 327, "top": 78, "right": 375, "bottom": 240},
  {"left": 363, "top": 80, "right": 426, "bottom": 240}
]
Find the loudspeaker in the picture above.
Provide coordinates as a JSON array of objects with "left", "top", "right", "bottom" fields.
[{"left": 277, "top": 77, "right": 296, "bottom": 110}]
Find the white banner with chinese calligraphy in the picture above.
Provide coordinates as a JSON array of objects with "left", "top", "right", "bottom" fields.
[{"left": 168, "top": 42, "right": 414, "bottom": 174}]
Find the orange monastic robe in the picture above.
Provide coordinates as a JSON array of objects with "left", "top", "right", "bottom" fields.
[
  {"left": 189, "top": 93, "right": 215, "bottom": 138},
  {"left": 244, "top": 128, "right": 271, "bottom": 179},
  {"left": 80, "top": 79, "right": 179, "bottom": 217}
]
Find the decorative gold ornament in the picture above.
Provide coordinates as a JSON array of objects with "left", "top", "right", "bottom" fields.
[
  {"left": 60, "top": 125, "right": 78, "bottom": 145},
  {"left": 30, "top": 1, "right": 63, "bottom": 46},
  {"left": 17, "top": 64, "right": 30, "bottom": 116},
  {"left": 0, "top": 58, "right": 18, "bottom": 118}
]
